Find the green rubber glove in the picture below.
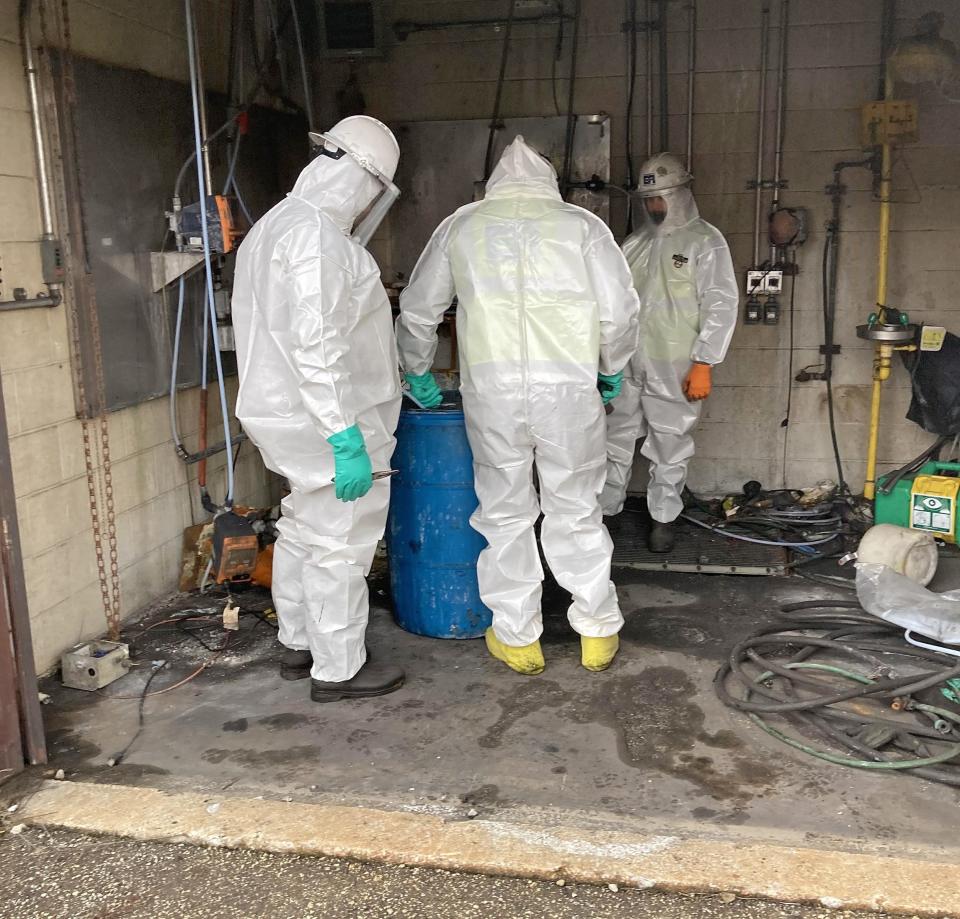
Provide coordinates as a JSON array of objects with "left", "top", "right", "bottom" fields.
[
  {"left": 327, "top": 424, "right": 373, "bottom": 502},
  {"left": 404, "top": 371, "right": 443, "bottom": 409},
  {"left": 597, "top": 371, "right": 623, "bottom": 405}
]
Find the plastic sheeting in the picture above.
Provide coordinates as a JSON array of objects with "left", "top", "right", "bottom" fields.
[{"left": 857, "top": 562, "right": 960, "bottom": 645}]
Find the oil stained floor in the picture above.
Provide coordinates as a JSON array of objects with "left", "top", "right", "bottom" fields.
[{"left": 32, "top": 554, "right": 960, "bottom": 854}]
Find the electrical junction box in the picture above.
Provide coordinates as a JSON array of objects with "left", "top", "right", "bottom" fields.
[
  {"left": 746, "top": 269, "right": 783, "bottom": 296},
  {"left": 746, "top": 270, "right": 766, "bottom": 296},
  {"left": 875, "top": 461, "right": 960, "bottom": 544},
  {"left": 764, "top": 270, "right": 784, "bottom": 294},
  {"left": 61, "top": 640, "right": 130, "bottom": 691},
  {"left": 861, "top": 100, "right": 918, "bottom": 147},
  {"left": 40, "top": 237, "right": 65, "bottom": 285}
]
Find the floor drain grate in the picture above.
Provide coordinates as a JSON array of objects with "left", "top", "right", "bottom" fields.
[{"left": 607, "top": 510, "right": 788, "bottom": 576}]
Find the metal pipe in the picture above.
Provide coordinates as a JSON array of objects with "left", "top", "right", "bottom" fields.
[
  {"left": 289, "top": 0, "right": 315, "bottom": 132},
  {"left": 185, "top": 0, "right": 235, "bottom": 506},
  {"left": 0, "top": 354, "right": 46, "bottom": 766},
  {"left": 0, "top": 292, "right": 61, "bottom": 312},
  {"left": 768, "top": 0, "right": 789, "bottom": 264},
  {"left": 646, "top": 0, "right": 653, "bottom": 155},
  {"left": 19, "top": 1, "right": 54, "bottom": 240},
  {"left": 752, "top": 4, "right": 770, "bottom": 267},
  {"left": 685, "top": 0, "right": 696, "bottom": 167},
  {"left": 560, "top": 0, "right": 581, "bottom": 195},
  {"left": 394, "top": 12, "right": 571, "bottom": 39},
  {"left": 190, "top": 6, "right": 214, "bottom": 194},
  {"left": 657, "top": 0, "right": 669, "bottom": 150},
  {"left": 484, "top": 0, "right": 517, "bottom": 180}
]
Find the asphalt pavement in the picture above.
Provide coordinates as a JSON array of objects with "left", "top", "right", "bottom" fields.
[{"left": 0, "top": 825, "right": 903, "bottom": 919}]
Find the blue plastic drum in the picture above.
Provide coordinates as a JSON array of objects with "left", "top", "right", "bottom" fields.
[{"left": 387, "top": 396, "right": 492, "bottom": 638}]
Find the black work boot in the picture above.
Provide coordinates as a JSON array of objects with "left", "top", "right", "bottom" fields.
[
  {"left": 280, "top": 649, "right": 313, "bottom": 681},
  {"left": 311, "top": 659, "right": 405, "bottom": 703},
  {"left": 648, "top": 520, "right": 676, "bottom": 554}
]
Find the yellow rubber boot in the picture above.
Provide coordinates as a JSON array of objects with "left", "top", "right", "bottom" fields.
[
  {"left": 581, "top": 634, "right": 619, "bottom": 672},
  {"left": 484, "top": 628, "right": 545, "bottom": 675}
]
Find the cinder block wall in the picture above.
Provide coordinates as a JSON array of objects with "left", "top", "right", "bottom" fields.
[
  {"left": 0, "top": 0, "right": 276, "bottom": 672},
  {"left": 315, "top": 0, "right": 959, "bottom": 496}
]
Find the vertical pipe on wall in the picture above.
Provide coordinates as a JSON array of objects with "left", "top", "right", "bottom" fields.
[
  {"left": 191, "top": 7, "right": 214, "bottom": 194},
  {"left": 19, "top": 1, "right": 55, "bottom": 241},
  {"left": 289, "top": 0, "right": 316, "bottom": 132},
  {"left": 752, "top": 4, "right": 771, "bottom": 267},
  {"left": 483, "top": 0, "right": 516, "bottom": 180},
  {"left": 646, "top": 0, "right": 653, "bottom": 155},
  {"left": 769, "top": 0, "right": 789, "bottom": 264},
  {"left": 864, "top": 68, "right": 896, "bottom": 501},
  {"left": 657, "top": 0, "right": 669, "bottom": 151},
  {"left": 685, "top": 0, "right": 696, "bottom": 167},
  {"left": 560, "top": 0, "right": 581, "bottom": 194}
]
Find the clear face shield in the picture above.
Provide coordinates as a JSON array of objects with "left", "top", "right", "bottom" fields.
[{"left": 309, "top": 132, "right": 401, "bottom": 247}]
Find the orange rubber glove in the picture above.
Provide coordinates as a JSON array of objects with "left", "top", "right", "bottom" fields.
[{"left": 683, "top": 362, "right": 712, "bottom": 401}]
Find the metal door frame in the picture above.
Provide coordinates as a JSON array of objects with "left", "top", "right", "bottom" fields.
[{"left": 0, "top": 366, "right": 46, "bottom": 779}]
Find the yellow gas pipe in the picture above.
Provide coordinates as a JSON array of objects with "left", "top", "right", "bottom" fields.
[
  {"left": 862, "top": 70, "right": 920, "bottom": 501},
  {"left": 862, "top": 113, "right": 893, "bottom": 502}
]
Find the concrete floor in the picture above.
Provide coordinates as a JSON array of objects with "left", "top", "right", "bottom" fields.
[
  {"left": 0, "top": 825, "right": 900, "bottom": 919},
  {"left": 35, "top": 558, "right": 960, "bottom": 858}
]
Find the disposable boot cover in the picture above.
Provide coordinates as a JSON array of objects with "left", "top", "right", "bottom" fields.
[
  {"left": 602, "top": 185, "right": 738, "bottom": 521},
  {"left": 232, "top": 150, "right": 402, "bottom": 682},
  {"left": 857, "top": 562, "right": 960, "bottom": 644},
  {"left": 397, "top": 136, "right": 640, "bottom": 646}
]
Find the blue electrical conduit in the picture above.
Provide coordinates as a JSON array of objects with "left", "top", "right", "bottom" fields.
[
  {"left": 185, "top": 0, "right": 235, "bottom": 508},
  {"left": 168, "top": 273, "right": 246, "bottom": 465},
  {"left": 288, "top": 0, "right": 315, "bottom": 133},
  {"left": 169, "top": 275, "right": 186, "bottom": 451},
  {"left": 223, "top": 133, "right": 255, "bottom": 226}
]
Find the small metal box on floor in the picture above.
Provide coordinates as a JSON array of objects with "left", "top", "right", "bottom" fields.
[{"left": 61, "top": 640, "right": 130, "bottom": 691}]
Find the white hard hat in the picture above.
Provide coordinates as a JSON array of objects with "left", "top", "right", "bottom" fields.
[
  {"left": 637, "top": 152, "right": 692, "bottom": 197},
  {"left": 309, "top": 115, "right": 400, "bottom": 181}
]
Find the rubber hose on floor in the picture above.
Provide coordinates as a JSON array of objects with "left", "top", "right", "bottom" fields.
[{"left": 715, "top": 600, "right": 960, "bottom": 786}]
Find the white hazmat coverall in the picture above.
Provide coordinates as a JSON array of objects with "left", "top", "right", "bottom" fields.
[
  {"left": 396, "top": 136, "right": 640, "bottom": 647},
  {"left": 601, "top": 185, "right": 738, "bottom": 522},
  {"left": 232, "top": 151, "right": 401, "bottom": 682}
]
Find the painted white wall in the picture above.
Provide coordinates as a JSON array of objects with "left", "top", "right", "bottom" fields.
[{"left": 318, "top": 0, "right": 959, "bottom": 497}]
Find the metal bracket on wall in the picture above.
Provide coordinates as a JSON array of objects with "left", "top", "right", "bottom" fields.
[
  {"left": 150, "top": 251, "right": 205, "bottom": 292},
  {"left": 747, "top": 179, "right": 788, "bottom": 190}
]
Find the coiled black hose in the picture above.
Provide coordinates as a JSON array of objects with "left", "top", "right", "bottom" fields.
[{"left": 715, "top": 600, "right": 960, "bottom": 786}]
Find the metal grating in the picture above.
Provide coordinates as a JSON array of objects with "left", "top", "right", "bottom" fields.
[{"left": 608, "top": 510, "right": 788, "bottom": 576}]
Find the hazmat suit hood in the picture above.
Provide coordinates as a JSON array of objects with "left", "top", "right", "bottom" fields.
[
  {"left": 485, "top": 135, "right": 561, "bottom": 200},
  {"left": 639, "top": 184, "right": 699, "bottom": 234},
  {"left": 289, "top": 151, "right": 382, "bottom": 235}
]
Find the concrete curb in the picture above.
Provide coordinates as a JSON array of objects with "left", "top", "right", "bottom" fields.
[{"left": 18, "top": 780, "right": 960, "bottom": 916}]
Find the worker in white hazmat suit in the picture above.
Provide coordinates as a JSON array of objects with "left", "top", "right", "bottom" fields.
[
  {"left": 601, "top": 153, "right": 739, "bottom": 553},
  {"left": 396, "top": 136, "right": 640, "bottom": 675},
  {"left": 231, "top": 116, "right": 405, "bottom": 702}
]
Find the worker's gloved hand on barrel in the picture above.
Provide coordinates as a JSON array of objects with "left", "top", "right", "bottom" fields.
[
  {"left": 682, "top": 362, "right": 712, "bottom": 401},
  {"left": 597, "top": 371, "right": 623, "bottom": 405},
  {"left": 327, "top": 424, "right": 373, "bottom": 502},
  {"left": 404, "top": 371, "right": 443, "bottom": 408}
]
